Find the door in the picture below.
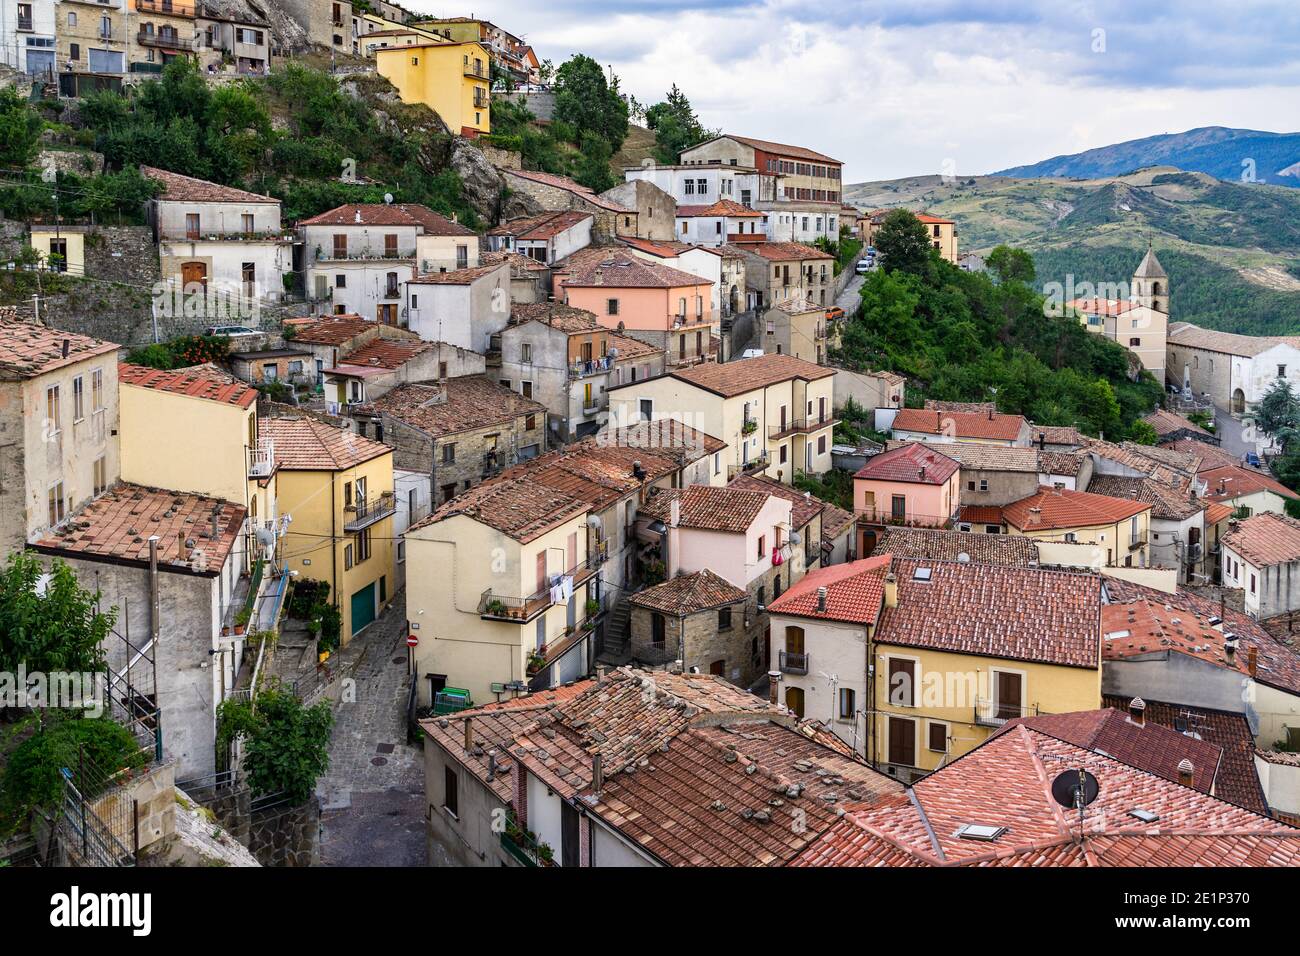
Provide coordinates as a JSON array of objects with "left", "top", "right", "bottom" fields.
[
  {"left": 785, "top": 686, "right": 804, "bottom": 718},
  {"left": 560, "top": 800, "right": 580, "bottom": 867},
  {"left": 181, "top": 261, "right": 207, "bottom": 292},
  {"left": 995, "top": 671, "right": 1022, "bottom": 721},
  {"left": 888, "top": 716, "right": 916, "bottom": 766},
  {"left": 350, "top": 583, "right": 376, "bottom": 635},
  {"left": 377, "top": 304, "right": 397, "bottom": 325}
]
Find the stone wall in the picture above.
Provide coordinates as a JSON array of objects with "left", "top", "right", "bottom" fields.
[
  {"left": 83, "top": 225, "right": 159, "bottom": 284},
  {"left": 247, "top": 796, "right": 320, "bottom": 867},
  {"left": 89, "top": 761, "right": 177, "bottom": 856},
  {"left": 496, "top": 90, "right": 557, "bottom": 121}
]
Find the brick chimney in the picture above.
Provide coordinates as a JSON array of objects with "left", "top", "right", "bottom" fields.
[
  {"left": 883, "top": 572, "right": 898, "bottom": 609},
  {"left": 591, "top": 752, "right": 604, "bottom": 797},
  {"left": 1128, "top": 696, "right": 1146, "bottom": 727},
  {"left": 463, "top": 716, "right": 473, "bottom": 750},
  {"left": 1177, "top": 759, "right": 1195, "bottom": 787},
  {"left": 767, "top": 670, "right": 780, "bottom": 705},
  {"left": 1248, "top": 645, "right": 1258, "bottom": 678}
]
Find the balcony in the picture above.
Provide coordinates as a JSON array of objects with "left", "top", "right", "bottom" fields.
[
  {"left": 1128, "top": 531, "right": 1149, "bottom": 551},
  {"left": 727, "top": 452, "right": 770, "bottom": 481},
  {"left": 974, "top": 698, "right": 1039, "bottom": 728},
  {"left": 317, "top": 247, "right": 416, "bottom": 262},
  {"left": 465, "top": 63, "right": 489, "bottom": 80},
  {"left": 343, "top": 491, "right": 397, "bottom": 532},
  {"left": 478, "top": 552, "right": 602, "bottom": 624},
  {"left": 779, "top": 650, "right": 809, "bottom": 675},
  {"left": 137, "top": 30, "right": 185, "bottom": 48},
  {"left": 17, "top": 15, "right": 33, "bottom": 31},
  {"left": 473, "top": 91, "right": 490, "bottom": 109},
  {"left": 768, "top": 415, "right": 838, "bottom": 441},
  {"left": 855, "top": 507, "right": 958, "bottom": 529},
  {"left": 569, "top": 356, "right": 612, "bottom": 380},
  {"left": 248, "top": 438, "right": 274, "bottom": 478},
  {"left": 137, "top": 0, "right": 196, "bottom": 14}
]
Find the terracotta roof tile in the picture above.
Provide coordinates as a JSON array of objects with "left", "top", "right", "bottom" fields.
[
  {"left": 289, "top": 316, "right": 375, "bottom": 346},
  {"left": 740, "top": 241, "right": 836, "bottom": 262},
  {"left": 486, "top": 211, "right": 592, "bottom": 239},
  {"left": 118, "top": 362, "right": 257, "bottom": 409},
  {"left": 406, "top": 262, "right": 507, "bottom": 286},
  {"left": 639, "top": 484, "right": 780, "bottom": 533},
  {"left": 502, "top": 168, "right": 631, "bottom": 213},
  {"left": 729, "top": 473, "right": 824, "bottom": 529},
  {"left": 412, "top": 477, "right": 587, "bottom": 543},
  {"left": 556, "top": 249, "right": 709, "bottom": 289},
  {"left": 594, "top": 418, "right": 725, "bottom": 458},
  {"left": 30, "top": 483, "right": 245, "bottom": 574},
  {"left": 1002, "top": 487, "right": 1151, "bottom": 532},
  {"left": 1164, "top": 437, "right": 1241, "bottom": 470},
  {"left": 1085, "top": 474, "right": 1202, "bottom": 521},
  {"left": 1222, "top": 512, "right": 1300, "bottom": 567},
  {"left": 653, "top": 352, "right": 833, "bottom": 398},
  {"left": 885, "top": 439, "right": 1038, "bottom": 472},
  {"left": 1067, "top": 297, "right": 1139, "bottom": 316},
  {"left": 257, "top": 417, "right": 391, "bottom": 471},
  {"left": 1032, "top": 424, "right": 1086, "bottom": 446},
  {"left": 297, "top": 202, "right": 472, "bottom": 232},
  {"left": 0, "top": 319, "right": 118, "bottom": 378},
  {"left": 876, "top": 557, "right": 1103, "bottom": 668},
  {"left": 855, "top": 443, "right": 959, "bottom": 484},
  {"left": 492, "top": 438, "right": 693, "bottom": 513},
  {"left": 369, "top": 377, "right": 544, "bottom": 438},
  {"left": 767, "top": 555, "right": 892, "bottom": 625},
  {"left": 1038, "top": 449, "right": 1088, "bottom": 476},
  {"left": 959, "top": 504, "right": 1004, "bottom": 525},
  {"left": 141, "top": 165, "right": 277, "bottom": 204},
  {"left": 1168, "top": 322, "right": 1300, "bottom": 358},
  {"left": 630, "top": 568, "right": 747, "bottom": 615},
  {"left": 509, "top": 302, "right": 600, "bottom": 334},
  {"left": 707, "top": 134, "right": 840, "bottom": 165},
  {"left": 608, "top": 333, "right": 664, "bottom": 361},
  {"left": 891, "top": 407, "right": 1027, "bottom": 442},
  {"left": 1201, "top": 463, "right": 1299, "bottom": 503},
  {"left": 1145, "top": 408, "right": 1214, "bottom": 439},
  {"left": 333, "top": 339, "right": 432, "bottom": 371},
  {"left": 480, "top": 250, "right": 549, "bottom": 272},
  {"left": 675, "top": 198, "right": 765, "bottom": 218},
  {"left": 874, "top": 527, "right": 1040, "bottom": 566}
]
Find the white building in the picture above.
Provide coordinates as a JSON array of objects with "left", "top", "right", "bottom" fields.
[
  {"left": 142, "top": 165, "right": 294, "bottom": 315},
  {"left": 1167, "top": 322, "right": 1300, "bottom": 416},
  {"left": 3, "top": 0, "right": 56, "bottom": 75},
  {"left": 623, "top": 163, "right": 779, "bottom": 210},
  {"left": 403, "top": 261, "right": 511, "bottom": 353},
  {"left": 1222, "top": 512, "right": 1300, "bottom": 620},
  {"left": 485, "top": 211, "right": 592, "bottom": 266}
]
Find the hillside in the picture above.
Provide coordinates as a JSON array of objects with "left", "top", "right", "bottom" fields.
[
  {"left": 992, "top": 126, "right": 1300, "bottom": 188},
  {"left": 844, "top": 168, "right": 1300, "bottom": 335}
]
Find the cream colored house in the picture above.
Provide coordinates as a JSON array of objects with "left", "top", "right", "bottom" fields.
[
  {"left": 606, "top": 353, "right": 836, "bottom": 484},
  {"left": 0, "top": 318, "right": 120, "bottom": 552},
  {"left": 404, "top": 477, "right": 600, "bottom": 707},
  {"left": 1002, "top": 487, "right": 1152, "bottom": 568},
  {"left": 1068, "top": 247, "right": 1169, "bottom": 380}
]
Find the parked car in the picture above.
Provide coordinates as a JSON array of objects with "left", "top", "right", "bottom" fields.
[
  {"left": 825, "top": 307, "right": 845, "bottom": 322},
  {"left": 1243, "top": 451, "right": 1262, "bottom": 468},
  {"left": 205, "top": 325, "right": 260, "bottom": 338},
  {"left": 855, "top": 259, "right": 872, "bottom": 274}
]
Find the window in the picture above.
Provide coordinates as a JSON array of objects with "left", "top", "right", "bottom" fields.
[
  {"left": 45, "top": 384, "right": 60, "bottom": 434},
  {"left": 47, "top": 481, "right": 65, "bottom": 527},
  {"left": 1129, "top": 337, "right": 1141, "bottom": 347},
  {"left": 651, "top": 612, "right": 666, "bottom": 646},
  {"left": 335, "top": 273, "right": 346, "bottom": 288},
  {"left": 442, "top": 443, "right": 455, "bottom": 464},
  {"left": 332, "top": 234, "right": 347, "bottom": 258},
  {"left": 186, "top": 213, "right": 200, "bottom": 239},
  {"left": 838, "top": 686, "right": 856, "bottom": 720},
  {"left": 718, "top": 606, "right": 732, "bottom": 631},
  {"left": 69, "top": 41, "right": 79, "bottom": 60},
  {"left": 757, "top": 534, "right": 766, "bottom": 561},
  {"left": 521, "top": 343, "right": 532, "bottom": 363},
  {"left": 343, "top": 543, "right": 354, "bottom": 570},
  {"left": 68, "top": 12, "right": 77, "bottom": 28},
  {"left": 241, "top": 213, "right": 254, "bottom": 234},
  {"left": 606, "top": 298, "right": 619, "bottom": 316},
  {"left": 979, "top": 478, "right": 988, "bottom": 492},
  {"left": 1281, "top": 365, "right": 1288, "bottom": 378},
  {"left": 443, "top": 766, "right": 458, "bottom": 817},
  {"left": 888, "top": 657, "right": 915, "bottom": 707},
  {"left": 928, "top": 722, "right": 948, "bottom": 752},
  {"left": 1251, "top": 573, "right": 1256, "bottom": 594},
  {"left": 356, "top": 528, "right": 371, "bottom": 563},
  {"left": 72, "top": 375, "right": 84, "bottom": 422},
  {"left": 93, "top": 456, "right": 107, "bottom": 496},
  {"left": 525, "top": 414, "right": 537, "bottom": 430},
  {"left": 779, "top": 444, "right": 787, "bottom": 464}
]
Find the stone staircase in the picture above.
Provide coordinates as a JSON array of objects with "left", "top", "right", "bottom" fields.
[{"left": 599, "top": 599, "right": 633, "bottom": 663}]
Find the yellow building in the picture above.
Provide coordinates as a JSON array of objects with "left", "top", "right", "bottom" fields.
[
  {"left": 375, "top": 41, "right": 490, "bottom": 137},
  {"left": 58, "top": 0, "right": 128, "bottom": 75},
  {"left": 117, "top": 362, "right": 274, "bottom": 567},
  {"left": 28, "top": 226, "right": 86, "bottom": 276},
  {"left": 404, "top": 477, "right": 601, "bottom": 707},
  {"left": 864, "top": 209, "right": 959, "bottom": 264},
  {"left": 605, "top": 353, "right": 837, "bottom": 484},
  {"left": 1001, "top": 487, "right": 1152, "bottom": 568},
  {"left": 259, "top": 417, "right": 396, "bottom": 642},
  {"left": 870, "top": 558, "right": 1103, "bottom": 778}
]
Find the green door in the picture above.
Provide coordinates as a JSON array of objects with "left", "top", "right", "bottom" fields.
[{"left": 350, "top": 583, "right": 376, "bottom": 635}]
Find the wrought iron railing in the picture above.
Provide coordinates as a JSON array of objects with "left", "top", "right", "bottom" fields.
[
  {"left": 779, "top": 650, "right": 809, "bottom": 675},
  {"left": 974, "top": 697, "right": 1038, "bottom": 728}
]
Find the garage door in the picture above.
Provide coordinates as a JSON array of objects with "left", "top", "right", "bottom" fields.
[{"left": 350, "top": 583, "right": 376, "bottom": 635}]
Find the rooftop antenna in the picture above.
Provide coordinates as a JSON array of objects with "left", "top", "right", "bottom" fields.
[{"left": 1051, "top": 768, "right": 1099, "bottom": 839}]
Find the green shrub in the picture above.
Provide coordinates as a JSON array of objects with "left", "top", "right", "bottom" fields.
[{"left": 3, "top": 718, "right": 145, "bottom": 812}]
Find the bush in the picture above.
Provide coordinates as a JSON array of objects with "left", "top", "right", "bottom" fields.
[
  {"left": 217, "top": 689, "right": 332, "bottom": 802},
  {"left": 3, "top": 718, "right": 145, "bottom": 813}
]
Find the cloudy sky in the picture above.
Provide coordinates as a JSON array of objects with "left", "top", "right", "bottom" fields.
[{"left": 405, "top": 1, "right": 1300, "bottom": 183}]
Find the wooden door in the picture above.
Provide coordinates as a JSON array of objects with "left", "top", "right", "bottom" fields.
[
  {"left": 181, "top": 261, "right": 206, "bottom": 291},
  {"left": 996, "top": 671, "right": 1022, "bottom": 720},
  {"left": 888, "top": 657, "right": 915, "bottom": 707},
  {"left": 888, "top": 716, "right": 915, "bottom": 766},
  {"left": 785, "top": 686, "right": 804, "bottom": 717},
  {"left": 536, "top": 550, "right": 548, "bottom": 595}
]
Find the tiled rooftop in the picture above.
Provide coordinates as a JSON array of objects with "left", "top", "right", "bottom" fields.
[
  {"left": 406, "top": 262, "right": 507, "bottom": 286},
  {"left": 257, "top": 417, "right": 391, "bottom": 471},
  {"left": 639, "top": 484, "right": 780, "bottom": 533},
  {"left": 369, "top": 377, "right": 545, "bottom": 438},
  {"left": 629, "top": 568, "right": 747, "bottom": 615},
  {"left": 1201, "top": 463, "right": 1299, "bottom": 503},
  {"left": 141, "top": 165, "right": 278, "bottom": 205},
  {"left": 288, "top": 316, "right": 375, "bottom": 346},
  {"left": 502, "top": 168, "right": 631, "bottom": 213},
  {"left": 1002, "top": 487, "right": 1151, "bottom": 532},
  {"left": 411, "top": 477, "right": 588, "bottom": 543},
  {"left": 891, "top": 407, "right": 1026, "bottom": 442},
  {"left": 740, "top": 241, "right": 836, "bottom": 262},
  {"left": 30, "top": 483, "right": 245, "bottom": 575},
  {"left": 334, "top": 339, "right": 432, "bottom": 371},
  {"left": 1085, "top": 474, "right": 1202, "bottom": 521},
  {"left": 509, "top": 301, "right": 601, "bottom": 334},
  {"left": 118, "top": 362, "right": 258, "bottom": 409},
  {"left": 298, "top": 203, "right": 473, "bottom": 233},
  {"left": 675, "top": 199, "right": 765, "bottom": 218},
  {"left": 855, "top": 442, "right": 959, "bottom": 485},
  {"left": 766, "top": 555, "right": 892, "bottom": 625},
  {"left": 557, "top": 250, "right": 708, "bottom": 289},
  {"left": 885, "top": 439, "right": 1038, "bottom": 473},
  {"left": 874, "top": 527, "right": 1041, "bottom": 567},
  {"left": 790, "top": 725, "right": 1298, "bottom": 867},
  {"left": 487, "top": 211, "right": 593, "bottom": 240},
  {"left": 657, "top": 352, "right": 834, "bottom": 397},
  {"left": 875, "top": 557, "right": 1102, "bottom": 669},
  {"left": 728, "top": 474, "right": 824, "bottom": 529},
  {"left": 1145, "top": 408, "right": 1215, "bottom": 439},
  {"left": 0, "top": 319, "right": 118, "bottom": 379}
]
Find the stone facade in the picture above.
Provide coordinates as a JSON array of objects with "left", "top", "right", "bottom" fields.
[
  {"left": 599, "top": 180, "right": 677, "bottom": 242},
  {"left": 83, "top": 226, "right": 160, "bottom": 284},
  {"left": 88, "top": 761, "right": 177, "bottom": 857}
]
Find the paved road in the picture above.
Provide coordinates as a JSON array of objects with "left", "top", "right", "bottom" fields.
[
  {"left": 836, "top": 270, "right": 865, "bottom": 314},
  {"left": 1214, "top": 407, "right": 1266, "bottom": 459},
  {"left": 316, "top": 593, "right": 435, "bottom": 867}
]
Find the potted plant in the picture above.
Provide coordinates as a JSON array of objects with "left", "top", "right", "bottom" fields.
[
  {"left": 234, "top": 606, "right": 252, "bottom": 635},
  {"left": 584, "top": 598, "right": 600, "bottom": 617}
]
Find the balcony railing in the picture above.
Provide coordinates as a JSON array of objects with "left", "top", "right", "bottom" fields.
[
  {"left": 248, "top": 438, "right": 274, "bottom": 478},
  {"left": 17, "top": 15, "right": 33, "bottom": 31},
  {"left": 768, "top": 415, "right": 838, "bottom": 440},
  {"left": 344, "top": 491, "right": 397, "bottom": 532},
  {"left": 974, "top": 698, "right": 1039, "bottom": 728},
  {"left": 317, "top": 247, "right": 416, "bottom": 262},
  {"left": 1128, "top": 531, "right": 1149, "bottom": 551},
  {"left": 569, "top": 356, "right": 612, "bottom": 380},
  {"left": 478, "top": 552, "right": 602, "bottom": 624},
  {"left": 779, "top": 650, "right": 809, "bottom": 675},
  {"left": 137, "top": 0, "right": 197, "bottom": 14},
  {"left": 465, "top": 63, "right": 489, "bottom": 79},
  {"left": 137, "top": 30, "right": 185, "bottom": 48},
  {"left": 855, "top": 507, "right": 958, "bottom": 529},
  {"left": 727, "top": 452, "right": 770, "bottom": 481}
]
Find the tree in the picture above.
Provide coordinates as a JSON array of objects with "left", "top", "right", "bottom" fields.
[
  {"left": 0, "top": 553, "right": 113, "bottom": 677},
  {"left": 553, "top": 54, "right": 628, "bottom": 150},
  {"left": 573, "top": 132, "right": 616, "bottom": 193},
  {"left": 1247, "top": 379, "right": 1300, "bottom": 453},
  {"left": 874, "top": 209, "right": 932, "bottom": 276},
  {"left": 986, "top": 244, "right": 1035, "bottom": 285},
  {"left": 1127, "top": 419, "right": 1159, "bottom": 445},
  {"left": 645, "top": 84, "right": 714, "bottom": 164},
  {"left": 217, "top": 689, "right": 332, "bottom": 803},
  {"left": 3, "top": 718, "right": 144, "bottom": 815},
  {"left": 0, "top": 86, "right": 42, "bottom": 169}
]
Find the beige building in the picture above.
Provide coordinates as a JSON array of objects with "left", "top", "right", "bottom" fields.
[
  {"left": 761, "top": 298, "right": 829, "bottom": 363},
  {"left": 1001, "top": 487, "right": 1153, "bottom": 568},
  {"left": 607, "top": 353, "right": 837, "bottom": 484},
  {"left": 1069, "top": 247, "right": 1169, "bottom": 380},
  {"left": 128, "top": 0, "right": 197, "bottom": 75},
  {"left": 0, "top": 318, "right": 120, "bottom": 552},
  {"left": 863, "top": 210, "right": 958, "bottom": 263},
  {"left": 737, "top": 242, "right": 836, "bottom": 310},
  {"left": 58, "top": 0, "right": 128, "bottom": 75}
]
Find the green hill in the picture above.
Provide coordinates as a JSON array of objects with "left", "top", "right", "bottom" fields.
[{"left": 845, "top": 168, "right": 1300, "bottom": 335}]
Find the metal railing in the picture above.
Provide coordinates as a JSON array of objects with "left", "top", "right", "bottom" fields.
[
  {"left": 779, "top": 650, "right": 809, "bottom": 675},
  {"left": 855, "top": 507, "right": 957, "bottom": 529},
  {"left": 768, "top": 414, "right": 837, "bottom": 440},
  {"left": 249, "top": 437, "right": 274, "bottom": 477},
  {"left": 136, "top": 29, "right": 185, "bottom": 47},
  {"left": 569, "top": 356, "right": 613, "bottom": 379},
  {"left": 317, "top": 247, "right": 417, "bottom": 262},
  {"left": 974, "top": 698, "right": 1038, "bottom": 728},
  {"left": 727, "top": 453, "right": 770, "bottom": 480},
  {"left": 344, "top": 490, "right": 397, "bottom": 532},
  {"left": 1128, "top": 530, "right": 1149, "bottom": 551},
  {"left": 479, "top": 552, "right": 601, "bottom": 623},
  {"left": 138, "top": 0, "right": 196, "bottom": 13}
]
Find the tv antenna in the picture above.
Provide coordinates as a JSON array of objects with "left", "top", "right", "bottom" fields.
[{"left": 1051, "top": 768, "right": 1099, "bottom": 837}]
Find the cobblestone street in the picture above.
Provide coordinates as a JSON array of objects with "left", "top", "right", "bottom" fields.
[{"left": 316, "top": 593, "right": 434, "bottom": 867}]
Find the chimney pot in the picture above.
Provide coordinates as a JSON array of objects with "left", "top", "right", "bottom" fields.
[
  {"left": 1128, "top": 696, "right": 1145, "bottom": 726},
  {"left": 463, "top": 716, "right": 472, "bottom": 750},
  {"left": 1177, "top": 759, "right": 1195, "bottom": 786},
  {"left": 816, "top": 586, "right": 827, "bottom": 612},
  {"left": 767, "top": 670, "right": 780, "bottom": 705},
  {"left": 883, "top": 572, "right": 898, "bottom": 609},
  {"left": 592, "top": 752, "right": 604, "bottom": 795},
  {"left": 1248, "top": 645, "right": 1258, "bottom": 678}
]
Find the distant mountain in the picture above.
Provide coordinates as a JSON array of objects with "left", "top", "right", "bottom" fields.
[
  {"left": 992, "top": 126, "right": 1300, "bottom": 188},
  {"left": 843, "top": 167, "right": 1300, "bottom": 336}
]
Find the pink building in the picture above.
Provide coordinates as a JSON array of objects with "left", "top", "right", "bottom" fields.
[
  {"left": 555, "top": 249, "right": 716, "bottom": 367},
  {"left": 853, "top": 443, "right": 961, "bottom": 555}
]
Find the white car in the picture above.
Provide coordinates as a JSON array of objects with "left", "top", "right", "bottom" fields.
[
  {"left": 205, "top": 325, "right": 260, "bottom": 338},
  {"left": 855, "top": 259, "right": 872, "bottom": 274}
]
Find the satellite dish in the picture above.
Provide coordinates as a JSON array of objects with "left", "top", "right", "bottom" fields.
[
  {"left": 383, "top": 193, "right": 394, "bottom": 205},
  {"left": 1051, "top": 769, "right": 1099, "bottom": 810}
]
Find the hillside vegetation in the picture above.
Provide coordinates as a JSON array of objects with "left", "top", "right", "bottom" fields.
[{"left": 845, "top": 167, "right": 1300, "bottom": 335}]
